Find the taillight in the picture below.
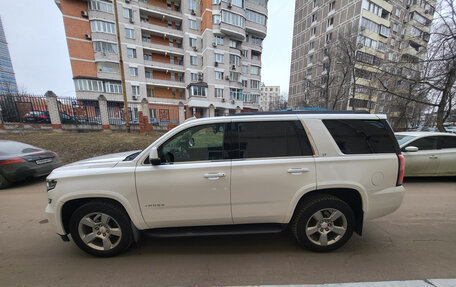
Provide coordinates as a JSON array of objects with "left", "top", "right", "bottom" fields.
[
  {"left": 397, "top": 154, "right": 405, "bottom": 186},
  {"left": 0, "top": 158, "right": 26, "bottom": 165}
]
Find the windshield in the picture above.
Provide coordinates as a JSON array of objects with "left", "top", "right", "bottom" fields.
[{"left": 395, "top": 135, "right": 416, "bottom": 146}]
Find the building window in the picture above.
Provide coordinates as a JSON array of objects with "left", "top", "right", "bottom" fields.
[
  {"left": 189, "top": 0, "right": 196, "bottom": 10},
  {"left": 229, "top": 40, "right": 240, "bottom": 48},
  {"left": 221, "top": 10, "right": 245, "bottom": 28},
  {"left": 393, "top": 23, "right": 398, "bottom": 32},
  {"left": 230, "top": 88, "right": 243, "bottom": 100},
  {"left": 395, "top": 8, "right": 401, "bottom": 18},
  {"left": 242, "top": 80, "right": 248, "bottom": 87},
  {"left": 311, "top": 26, "right": 317, "bottom": 36},
  {"left": 190, "top": 56, "right": 198, "bottom": 65},
  {"left": 215, "top": 88, "right": 224, "bottom": 98},
  {"left": 312, "top": 13, "right": 317, "bottom": 22},
  {"left": 91, "top": 20, "right": 116, "bottom": 34},
  {"left": 145, "top": 70, "right": 153, "bottom": 78},
  {"left": 93, "top": 41, "right": 118, "bottom": 54},
  {"left": 325, "top": 33, "right": 332, "bottom": 43},
  {"left": 328, "top": 17, "right": 334, "bottom": 26},
  {"left": 229, "top": 72, "right": 242, "bottom": 82},
  {"left": 251, "top": 36, "right": 263, "bottom": 46},
  {"left": 144, "top": 53, "right": 152, "bottom": 61},
  {"left": 74, "top": 79, "right": 105, "bottom": 92},
  {"left": 214, "top": 53, "right": 224, "bottom": 63},
  {"left": 229, "top": 54, "right": 241, "bottom": 66},
  {"left": 213, "top": 14, "right": 221, "bottom": 24},
  {"left": 189, "top": 37, "right": 197, "bottom": 48},
  {"left": 250, "top": 80, "right": 260, "bottom": 89},
  {"left": 214, "top": 35, "right": 224, "bottom": 45},
  {"left": 242, "top": 65, "right": 248, "bottom": 73},
  {"left": 89, "top": 1, "right": 113, "bottom": 13},
  {"left": 309, "top": 41, "right": 315, "bottom": 50},
  {"left": 127, "top": 48, "right": 137, "bottom": 58},
  {"left": 250, "top": 65, "right": 260, "bottom": 75},
  {"left": 132, "top": 85, "right": 140, "bottom": 96},
  {"left": 191, "top": 73, "right": 198, "bottom": 81},
  {"left": 245, "top": 10, "right": 266, "bottom": 25},
  {"left": 189, "top": 19, "right": 197, "bottom": 30},
  {"left": 329, "top": 1, "right": 335, "bottom": 11},
  {"left": 125, "top": 28, "right": 135, "bottom": 39},
  {"left": 129, "top": 67, "right": 138, "bottom": 76},
  {"left": 241, "top": 49, "right": 248, "bottom": 57},
  {"left": 313, "top": 0, "right": 319, "bottom": 8},
  {"left": 123, "top": 8, "right": 132, "bottom": 19},
  {"left": 214, "top": 71, "right": 224, "bottom": 80},
  {"left": 190, "top": 86, "right": 207, "bottom": 97}
]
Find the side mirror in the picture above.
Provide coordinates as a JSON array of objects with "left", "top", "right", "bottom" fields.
[
  {"left": 404, "top": 146, "right": 419, "bottom": 152},
  {"left": 149, "top": 147, "right": 161, "bottom": 165}
]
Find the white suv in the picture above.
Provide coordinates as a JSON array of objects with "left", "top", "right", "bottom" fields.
[{"left": 45, "top": 112, "right": 405, "bottom": 257}]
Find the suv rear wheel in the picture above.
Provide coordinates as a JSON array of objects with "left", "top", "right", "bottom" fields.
[
  {"left": 69, "top": 201, "right": 133, "bottom": 257},
  {"left": 291, "top": 195, "right": 355, "bottom": 252}
]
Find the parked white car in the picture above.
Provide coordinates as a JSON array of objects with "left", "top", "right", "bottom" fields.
[
  {"left": 46, "top": 112, "right": 405, "bottom": 257},
  {"left": 395, "top": 132, "right": 456, "bottom": 177}
]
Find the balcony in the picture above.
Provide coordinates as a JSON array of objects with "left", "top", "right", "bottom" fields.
[
  {"left": 90, "top": 31, "right": 117, "bottom": 43},
  {"left": 245, "top": 1, "right": 267, "bottom": 16},
  {"left": 145, "top": 77, "right": 186, "bottom": 89},
  {"left": 245, "top": 21, "right": 267, "bottom": 39},
  {"left": 138, "top": 1, "right": 182, "bottom": 21},
  {"left": 407, "top": 3, "right": 434, "bottom": 20},
  {"left": 219, "top": 22, "right": 246, "bottom": 41},
  {"left": 140, "top": 21, "right": 183, "bottom": 39},
  {"left": 142, "top": 41, "right": 184, "bottom": 55},
  {"left": 143, "top": 60, "right": 184, "bottom": 73},
  {"left": 94, "top": 51, "right": 119, "bottom": 63}
]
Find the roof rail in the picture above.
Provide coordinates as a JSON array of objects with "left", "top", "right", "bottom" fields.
[{"left": 230, "top": 110, "right": 371, "bottom": 116}]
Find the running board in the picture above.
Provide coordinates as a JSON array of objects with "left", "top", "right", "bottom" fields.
[{"left": 143, "top": 223, "right": 287, "bottom": 238}]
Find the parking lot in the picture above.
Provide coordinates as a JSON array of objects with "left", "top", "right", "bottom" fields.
[{"left": 1, "top": 177, "right": 455, "bottom": 287}]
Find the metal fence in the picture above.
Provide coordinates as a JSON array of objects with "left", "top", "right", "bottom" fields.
[
  {"left": 0, "top": 93, "right": 48, "bottom": 123},
  {"left": 107, "top": 102, "right": 140, "bottom": 125},
  {"left": 57, "top": 98, "right": 101, "bottom": 125}
]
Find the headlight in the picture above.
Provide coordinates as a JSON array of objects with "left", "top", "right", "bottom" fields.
[{"left": 46, "top": 179, "right": 57, "bottom": 192}]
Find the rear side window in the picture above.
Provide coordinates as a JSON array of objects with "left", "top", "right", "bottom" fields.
[
  {"left": 323, "top": 119, "right": 397, "bottom": 154},
  {"left": 440, "top": 136, "right": 456, "bottom": 149},
  {"left": 236, "top": 121, "right": 313, "bottom": 159}
]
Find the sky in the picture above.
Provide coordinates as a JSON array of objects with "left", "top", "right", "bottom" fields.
[{"left": 0, "top": 0, "right": 295, "bottom": 97}]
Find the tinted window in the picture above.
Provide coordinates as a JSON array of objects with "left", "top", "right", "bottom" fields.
[
  {"left": 237, "top": 121, "right": 313, "bottom": 159},
  {"left": 323, "top": 119, "right": 397, "bottom": 154},
  {"left": 408, "top": 136, "right": 438, "bottom": 150},
  {"left": 395, "top": 135, "right": 416, "bottom": 146},
  {"left": 440, "top": 136, "right": 456, "bottom": 149},
  {"left": 159, "top": 123, "right": 226, "bottom": 163}
]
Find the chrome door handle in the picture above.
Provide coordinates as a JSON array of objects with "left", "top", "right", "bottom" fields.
[
  {"left": 203, "top": 173, "right": 225, "bottom": 180},
  {"left": 287, "top": 168, "right": 309, "bottom": 175},
  {"left": 429, "top": 155, "right": 438, "bottom": 159}
]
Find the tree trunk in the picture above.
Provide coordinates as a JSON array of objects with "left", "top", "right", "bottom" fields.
[{"left": 436, "top": 64, "right": 456, "bottom": 132}]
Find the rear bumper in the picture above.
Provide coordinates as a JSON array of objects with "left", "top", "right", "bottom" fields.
[{"left": 365, "top": 185, "right": 405, "bottom": 220}]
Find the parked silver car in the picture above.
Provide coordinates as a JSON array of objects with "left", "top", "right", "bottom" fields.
[
  {"left": 0, "top": 140, "right": 62, "bottom": 188},
  {"left": 395, "top": 132, "right": 456, "bottom": 176}
]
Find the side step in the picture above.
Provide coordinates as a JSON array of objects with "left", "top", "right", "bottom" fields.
[{"left": 144, "top": 223, "right": 287, "bottom": 238}]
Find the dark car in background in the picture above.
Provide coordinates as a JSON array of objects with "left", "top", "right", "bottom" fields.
[
  {"left": 0, "top": 140, "right": 62, "bottom": 189},
  {"left": 23, "top": 111, "right": 51, "bottom": 123}
]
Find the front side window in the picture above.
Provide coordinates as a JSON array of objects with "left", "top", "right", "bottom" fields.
[
  {"left": 407, "top": 136, "right": 439, "bottom": 151},
  {"left": 440, "top": 136, "right": 456, "bottom": 149},
  {"left": 159, "top": 124, "right": 226, "bottom": 163},
  {"left": 236, "top": 121, "right": 313, "bottom": 159}
]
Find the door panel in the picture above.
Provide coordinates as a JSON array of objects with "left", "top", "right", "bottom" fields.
[
  {"left": 231, "top": 157, "right": 316, "bottom": 224},
  {"left": 403, "top": 136, "right": 439, "bottom": 176},
  {"left": 437, "top": 136, "right": 456, "bottom": 175},
  {"left": 135, "top": 161, "right": 232, "bottom": 228}
]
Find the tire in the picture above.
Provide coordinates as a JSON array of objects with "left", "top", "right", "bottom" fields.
[
  {"left": 0, "top": 174, "right": 12, "bottom": 189},
  {"left": 69, "top": 201, "right": 133, "bottom": 257},
  {"left": 291, "top": 195, "right": 355, "bottom": 252}
]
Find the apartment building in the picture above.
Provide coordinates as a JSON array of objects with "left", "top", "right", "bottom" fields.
[
  {"left": 288, "top": 0, "right": 435, "bottom": 124},
  {"left": 55, "top": 0, "right": 267, "bottom": 122},
  {"left": 0, "top": 17, "right": 18, "bottom": 94},
  {"left": 259, "top": 84, "right": 280, "bottom": 111}
]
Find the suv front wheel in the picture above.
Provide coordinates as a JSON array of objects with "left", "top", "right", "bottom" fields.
[
  {"left": 291, "top": 195, "right": 355, "bottom": 252},
  {"left": 69, "top": 201, "right": 133, "bottom": 257}
]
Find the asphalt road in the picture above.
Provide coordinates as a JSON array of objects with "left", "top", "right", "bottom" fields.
[{"left": 1, "top": 177, "right": 455, "bottom": 287}]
